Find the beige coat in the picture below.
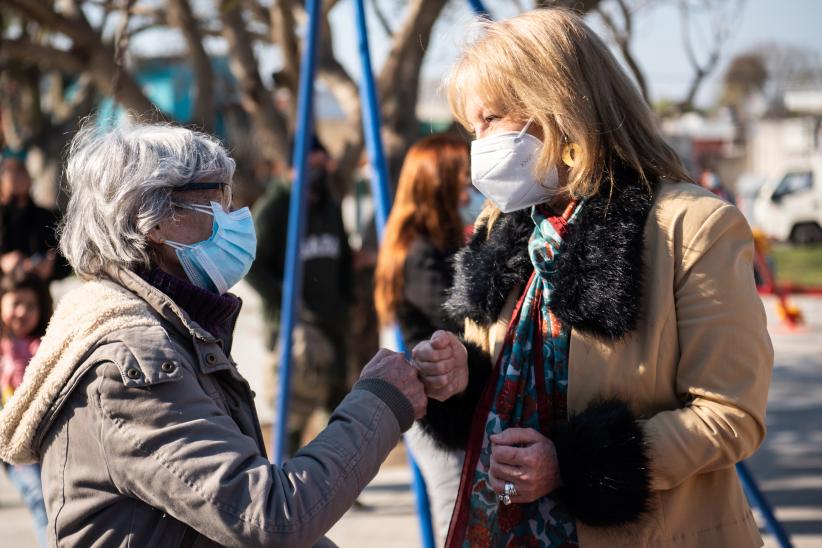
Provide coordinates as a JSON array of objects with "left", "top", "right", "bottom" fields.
[{"left": 464, "top": 181, "right": 773, "bottom": 547}]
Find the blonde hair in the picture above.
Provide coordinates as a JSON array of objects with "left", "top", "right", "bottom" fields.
[{"left": 448, "top": 8, "right": 692, "bottom": 199}]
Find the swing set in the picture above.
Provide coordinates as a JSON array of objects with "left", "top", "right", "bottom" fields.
[{"left": 272, "top": 2, "right": 793, "bottom": 546}]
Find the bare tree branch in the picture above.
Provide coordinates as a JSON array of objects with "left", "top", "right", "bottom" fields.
[
  {"left": 5, "top": 0, "right": 163, "bottom": 118},
  {"left": 55, "top": 73, "right": 97, "bottom": 123},
  {"left": 130, "top": 5, "right": 166, "bottom": 18},
  {"left": 596, "top": 0, "right": 650, "bottom": 104},
  {"left": 315, "top": 7, "right": 364, "bottom": 192},
  {"left": 244, "top": 0, "right": 271, "bottom": 28},
  {"left": 5, "top": 0, "right": 93, "bottom": 44},
  {"left": 269, "top": 0, "right": 301, "bottom": 98},
  {"left": 376, "top": 0, "right": 448, "bottom": 182},
  {"left": 677, "top": 0, "right": 741, "bottom": 111},
  {"left": 536, "top": 0, "right": 605, "bottom": 13},
  {"left": 218, "top": 0, "right": 290, "bottom": 165},
  {"left": 168, "top": 0, "right": 215, "bottom": 130},
  {"left": 111, "top": 0, "right": 136, "bottom": 101},
  {"left": 370, "top": 0, "right": 394, "bottom": 37},
  {"left": 0, "top": 38, "right": 87, "bottom": 74}
]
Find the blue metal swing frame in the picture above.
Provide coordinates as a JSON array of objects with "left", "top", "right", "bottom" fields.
[{"left": 274, "top": 0, "right": 441, "bottom": 545}]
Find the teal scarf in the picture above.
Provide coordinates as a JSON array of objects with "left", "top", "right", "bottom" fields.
[{"left": 447, "top": 202, "right": 581, "bottom": 547}]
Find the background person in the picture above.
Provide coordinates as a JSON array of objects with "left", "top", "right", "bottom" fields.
[
  {"left": 0, "top": 271, "right": 51, "bottom": 547},
  {"left": 0, "top": 122, "right": 426, "bottom": 547},
  {"left": 698, "top": 162, "right": 735, "bottom": 203},
  {"left": 246, "top": 137, "right": 353, "bottom": 454},
  {"left": 0, "top": 151, "right": 70, "bottom": 283},
  {"left": 374, "top": 133, "right": 474, "bottom": 545},
  {"left": 412, "top": 9, "right": 773, "bottom": 547}
]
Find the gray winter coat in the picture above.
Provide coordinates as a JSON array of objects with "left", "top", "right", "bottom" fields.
[{"left": 0, "top": 267, "right": 413, "bottom": 547}]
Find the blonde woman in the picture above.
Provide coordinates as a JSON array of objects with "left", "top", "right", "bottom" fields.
[{"left": 411, "top": 8, "right": 773, "bottom": 547}]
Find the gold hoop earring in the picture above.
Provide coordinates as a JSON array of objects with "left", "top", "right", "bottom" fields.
[{"left": 562, "top": 143, "right": 581, "bottom": 168}]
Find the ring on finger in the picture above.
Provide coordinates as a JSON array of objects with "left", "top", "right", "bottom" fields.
[{"left": 504, "top": 481, "right": 518, "bottom": 498}]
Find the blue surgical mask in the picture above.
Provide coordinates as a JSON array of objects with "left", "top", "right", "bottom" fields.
[{"left": 165, "top": 201, "right": 257, "bottom": 294}]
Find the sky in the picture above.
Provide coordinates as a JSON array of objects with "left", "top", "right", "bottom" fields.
[{"left": 324, "top": 0, "right": 822, "bottom": 110}]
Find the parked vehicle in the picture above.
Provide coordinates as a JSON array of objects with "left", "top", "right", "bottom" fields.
[{"left": 752, "top": 158, "right": 822, "bottom": 245}]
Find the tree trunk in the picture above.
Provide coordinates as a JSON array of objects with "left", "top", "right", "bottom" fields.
[
  {"left": 218, "top": 0, "right": 290, "bottom": 166},
  {"left": 168, "top": 0, "right": 215, "bottom": 130},
  {"left": 377, "top": 0, "right": 449, "bottom": 187}
]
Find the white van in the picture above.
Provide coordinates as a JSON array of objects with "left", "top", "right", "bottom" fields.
[{"left": 752, "top": 158, "right": 822, "bottom": 244}]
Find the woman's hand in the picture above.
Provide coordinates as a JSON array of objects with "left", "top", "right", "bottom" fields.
[
  {"left": 411, "top": 330, "right": 468, "bottom": 401},
  {"left": 488, "top": 428, "right": 561, "bottom": 504}
]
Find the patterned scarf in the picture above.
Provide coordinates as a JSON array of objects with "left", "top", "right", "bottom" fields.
[{"left": 447, "top": 202, "right": 581, "bottom": 548}]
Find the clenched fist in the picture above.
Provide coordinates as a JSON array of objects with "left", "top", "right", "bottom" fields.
[
  {"left": 359, "top": 349, "right": 427, "bottom": 419},
  {"left": 412, "top": 330, "right": 468, "bottom": 402}
]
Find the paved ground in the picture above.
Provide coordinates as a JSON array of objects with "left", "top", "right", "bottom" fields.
[
  {"left": 749, "top": 295, "right": 822, "bottom": 548},
  {"left": 1, "top": 280, "right": 820, "bottom": 547}
]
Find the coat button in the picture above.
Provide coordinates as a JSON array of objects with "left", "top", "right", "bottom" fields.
[
  {"left": 161, "top": 362, "right": 176, "bottom": 373},
  {"left": 206, "top": 353, "right": 217, "bottom": 364},
  {"left": 126, "top": 368, "right": 141, "bottom": 380}
]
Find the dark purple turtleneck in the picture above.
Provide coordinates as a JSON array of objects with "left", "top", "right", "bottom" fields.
[{"left": 141, "top": 268, "right": 241, "bottom": 340}]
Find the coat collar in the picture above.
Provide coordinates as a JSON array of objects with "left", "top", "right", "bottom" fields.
[
  {"left": 104, "top": 266, "right": 242, "bottom": 351},
  {"left": 445, "top": 177, "right": 656, "bottom": 340}
]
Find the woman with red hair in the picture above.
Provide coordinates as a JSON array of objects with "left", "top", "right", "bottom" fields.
[{"left": 375, "top": 133, "right": 477, "bottom": 544}]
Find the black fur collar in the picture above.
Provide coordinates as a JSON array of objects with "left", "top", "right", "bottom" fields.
[
  {"left": 445, "top": 180, "right": 656, "bottom": 340},
  {"left": 444, "top": 208, "right": 534, "bottom": 327}
]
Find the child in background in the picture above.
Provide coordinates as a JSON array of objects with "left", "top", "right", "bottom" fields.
[{"left": 1, "top": 272, "right": 51, "bottom": 547}]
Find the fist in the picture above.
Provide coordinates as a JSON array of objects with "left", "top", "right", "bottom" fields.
[
  {"left": 411, "top": 330, "right": 468, "bottom": 402},
  {"left": 359, "top": 348, "right": 427, "bottom": 419}
]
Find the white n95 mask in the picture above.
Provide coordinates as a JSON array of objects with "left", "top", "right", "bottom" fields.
[{"left": 470, "top": 118, "right": 559, "bottom": 213}]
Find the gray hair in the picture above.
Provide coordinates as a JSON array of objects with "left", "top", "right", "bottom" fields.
[{"left": 59, "top": 121, "right": 236, "bottom": 280}]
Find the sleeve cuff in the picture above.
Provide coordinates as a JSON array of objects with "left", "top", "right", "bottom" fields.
[
  {"left": 553, "top": 399, "right": 652, "bottom": 527},
  {"left": 353, "top": 378, "right": 415, "bottom": 433},
  {"left": 416, "top": 340, "right": 492, "bottom": 451}
]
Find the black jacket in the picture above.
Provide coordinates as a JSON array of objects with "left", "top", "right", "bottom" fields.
[
  {"left": 395, "top": 238, "right": 461, "bottom": 351},
  {"left": 0, "top": 198, "right": 71, "bottom": 280},
  {"left": 246, "top": 180, "right": 353, "bottom": 351}
]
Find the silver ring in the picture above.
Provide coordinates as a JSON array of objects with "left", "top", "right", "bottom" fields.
[
  {"left": 501, "top": 493, "right": 512, "bottom": 506},
  {"left": 504, "top": 481, "right": 518, "bottom": 498}
]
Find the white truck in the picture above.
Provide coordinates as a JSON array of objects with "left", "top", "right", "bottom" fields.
[{"left": 752, "top": 157, "right": 822, "bottom": 245}]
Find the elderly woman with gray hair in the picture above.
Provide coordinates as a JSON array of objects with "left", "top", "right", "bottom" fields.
[{"left": 0, "top": 122, "right": 426, "bottom": 547}]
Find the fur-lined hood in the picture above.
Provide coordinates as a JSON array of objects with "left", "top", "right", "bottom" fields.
[
  {"left": 445, "top": 180, "right": 656, "bottom": 340},
  {"left": 0, "top": 267, "right": 232, "bottom": 464},
  {"left": 0, "top": 278, "right": 161, "bottom": 463}
]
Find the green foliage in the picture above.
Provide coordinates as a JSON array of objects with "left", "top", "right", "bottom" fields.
[{"left": 772, "top": 244, "right": 822, "bottom": 287}]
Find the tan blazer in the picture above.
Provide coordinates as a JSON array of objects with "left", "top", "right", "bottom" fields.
[{"left": 465, "top": 181, "right": 773, "bottom": 547}]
